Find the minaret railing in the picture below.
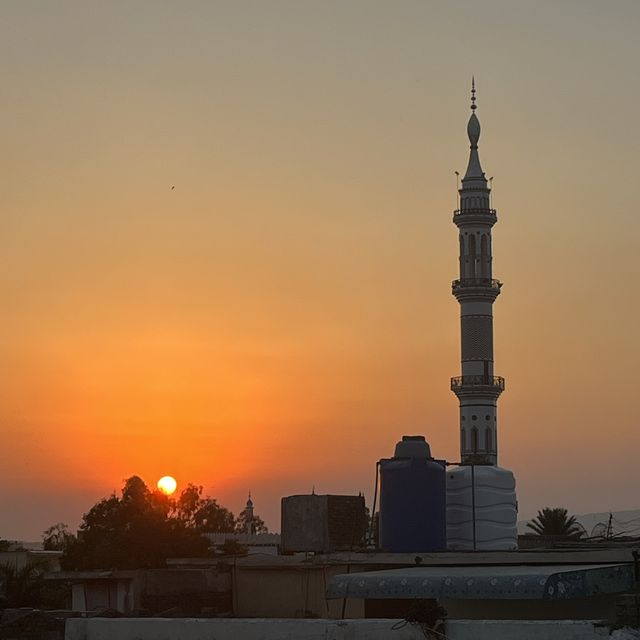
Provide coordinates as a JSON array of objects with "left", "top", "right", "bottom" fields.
[
  {"left": 452, "top": 278, "right": 501, "bottom": 290},
  {"left": 450, "top": 375, "right": 505, "bottom": 391},
  {"left": 453, "top": 208, "right": 496, "bottom": 216},
  {"left": 453, "top": 209, "right": 497, "bottom": 224}
]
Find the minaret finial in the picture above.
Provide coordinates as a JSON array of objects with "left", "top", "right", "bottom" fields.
[
  {"left": 464, "top": 78, "right": 483, "bottom": 177},
  {"left": 471, "top": 77, "right": 476, "bottom": 111}
]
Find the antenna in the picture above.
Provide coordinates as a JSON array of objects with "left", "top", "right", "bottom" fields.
[
  {"left": 489, "top": 176, "right": 494, "bottom": 208},
  {"left": 454, "top": 171, "right": 460, "bottom": 209}
]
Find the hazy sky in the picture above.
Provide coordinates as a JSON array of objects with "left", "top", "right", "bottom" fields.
[{"left": 1, "top": 0, "right": 639, "bottom": 540}]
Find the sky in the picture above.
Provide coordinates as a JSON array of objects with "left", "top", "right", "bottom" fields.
[{"left": 1, "top": 0, "right": 640, "bottom": 540}]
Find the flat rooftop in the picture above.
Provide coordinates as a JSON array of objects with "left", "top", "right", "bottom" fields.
[{"left": 213, "top": 547, "right": 640, "bottom": 569}]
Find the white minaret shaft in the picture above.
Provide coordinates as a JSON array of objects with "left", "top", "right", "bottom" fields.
[{"left": 451, "top": 80, "right": 504, "bottom": 466}]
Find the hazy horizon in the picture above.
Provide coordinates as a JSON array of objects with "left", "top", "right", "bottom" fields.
[{"left": 2, "top": 0, "right": 640, "bottom": 541}]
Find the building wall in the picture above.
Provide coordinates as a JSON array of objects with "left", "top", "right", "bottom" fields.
[
  {"left": 233, "top": 566, "right": 364, "bottom": 618},
  {"left": 68, "top": 570, "right": 231, "bottom": 616},
  {"left": 140, "top": 569, "right": 231, "bottom": 615},
  {"left": 70, "top": 579, "right": 132, "bottom": 613}
]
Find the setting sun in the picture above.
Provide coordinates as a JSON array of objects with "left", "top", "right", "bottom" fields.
[{"left": 157, "top": 476, "right": 177, "bottom": 496}]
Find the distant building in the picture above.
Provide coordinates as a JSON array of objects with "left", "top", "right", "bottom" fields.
[
  {"left": 0, "top": 549, "right": 62, "bottom": 573},
  {"left": 46, "top": 567, "right": 232, "bottom": 616},
  {"left": 204, "top": 533, "right": 280, "bottom": 556}
]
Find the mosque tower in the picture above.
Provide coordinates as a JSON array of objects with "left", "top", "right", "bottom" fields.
[
  {"left": 445, "top": 81, "right": 518, "bottom": 550},
  {"left": 244, "top": 493, "right": 255, "bottom": 535},
  {"left": 451, "top": 79, "right": 504, "bottom": 466}
]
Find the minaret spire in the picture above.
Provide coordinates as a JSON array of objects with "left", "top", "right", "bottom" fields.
[
  {"left": 463, "top": 78, "right": 486, "bottom": 185},
  {"left": 471, "top": 76, "right": 476, "bottom": 111},
  {"left": 451, "top": 81, "right": 503, "bottom": 466}
]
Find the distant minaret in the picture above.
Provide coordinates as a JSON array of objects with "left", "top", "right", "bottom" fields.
[
  {"left": 451, "top": 79, "right": 504, "bottom": 466},
  {"left": 245, "top": 492, "right": 255, "bottom": 535}
]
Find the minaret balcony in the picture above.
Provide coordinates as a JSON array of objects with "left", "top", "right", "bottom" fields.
[
  {"left": 451, "top": 375, "right": 505, "bottom": 396},
  {"left": 452, "top": 278, "right": 502, "bottom": 300},
  {"left": 453, "top": 208, "right": 497, "bottom": 226}
]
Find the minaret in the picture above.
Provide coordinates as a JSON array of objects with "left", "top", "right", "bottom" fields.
[
  {"left": 451, "top": 79, "right": 504, "bottom": 466},
  {"left": 245, "top": 492, "right": 255, "bottom": 535}
]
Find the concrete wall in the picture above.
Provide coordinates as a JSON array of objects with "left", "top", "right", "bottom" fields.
[
  {"left": 65, "top": 618, "right": 612, "bottom": 640},
  {"left": 67, "top": 569, "right": 231, "bottom": 616},
  {"left": 71, "top": 579, "right": 133, "bottom": 613},
  {"left": 450, "top": 620, "right": 610, "bottom": 639},
  {"left": 233, "top": 565, "right": 363, "bottom": 618},
  {"left": 139, "top": 569, "right": 231, "bottom": 615}
]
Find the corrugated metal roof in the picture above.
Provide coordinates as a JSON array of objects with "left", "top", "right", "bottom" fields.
[{"left": 326, "top": 563, "right": 634, "bottom": 600}]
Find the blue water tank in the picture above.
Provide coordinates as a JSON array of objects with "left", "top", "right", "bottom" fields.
[{"left": 379, "top": 435, "right": 446, "bottom": 552}]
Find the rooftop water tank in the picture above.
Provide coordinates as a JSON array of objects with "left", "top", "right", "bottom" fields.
[
  {"left": 379, "top": 435, "right": 446, "bottom": 553},
  {"left": 281, "top": 494, "right": 366, "bottom": 553},
  {"left": 446, "top": 464, "right": 518, "bottom": 551}
]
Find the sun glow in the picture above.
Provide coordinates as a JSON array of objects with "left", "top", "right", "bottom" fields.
[{"left": 157, "top": 475, "right": 177, "bottom": 495}]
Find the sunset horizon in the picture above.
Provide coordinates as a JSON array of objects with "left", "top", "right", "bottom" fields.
[{"left": 2, "top": 1, "right": 640, "bottom": 545}]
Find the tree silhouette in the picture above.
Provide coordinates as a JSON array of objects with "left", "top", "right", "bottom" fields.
[
  {"left": 234, "top": 508, "right": 268, "bottom": 534},
  {"left": 61, "top": 476, "right": 212, "bottom": 570},
  {"left": 219, "top": 539, "right": 248, "bottom": 556},
  {"left": 42, "top": 523, "right": 75, "bottom": 551},
  {"left": 174, "top": 484, "right": 235, "bottom": 533},
  {"left": 526, "top": 507, "right": 583, "bottom": 538}
]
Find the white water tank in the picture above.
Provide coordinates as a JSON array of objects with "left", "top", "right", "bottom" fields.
[{"left": 446, "top": 465, "right": 518, "bottom": 551}]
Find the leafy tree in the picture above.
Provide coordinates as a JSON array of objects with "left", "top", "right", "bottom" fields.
[
  {"left": 62, "top": 476, "right": 211, "bottom": 570},
  {"left": 526, "top": 507, "right": 584, "bottom": 538},
  {"left": 234, "top": 508, "right": 268, "bottom": 534},
  {"left": 174, "top": 484, "right": 235, "bottom": 533},
  {"left": 0, "top": 538, "right": 11, "bottom": 551},
  {"left": 42, "top": 523, "right": 75, "bottom": 551},
  {"left": 174, "top": 483, "right": 202, "bottom": 526}
]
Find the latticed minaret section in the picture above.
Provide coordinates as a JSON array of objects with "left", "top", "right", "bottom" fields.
[{"left": 451, "top": 81, "right": 504, "bottom": 466}]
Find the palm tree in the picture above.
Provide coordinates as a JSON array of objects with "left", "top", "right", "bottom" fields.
[
  {"left": 0, "top": 561, "right": 46, "bottom": 607},
  {"left": 526, "top": 507, "right": 584, "bottom": 539}
]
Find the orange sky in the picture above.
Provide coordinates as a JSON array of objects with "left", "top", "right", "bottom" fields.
[{"left": 1, "top": 0, "right": 640, "bottom": 539}]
